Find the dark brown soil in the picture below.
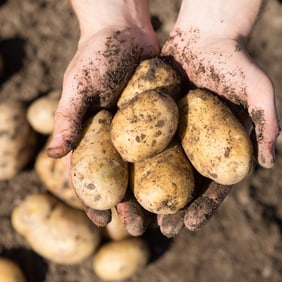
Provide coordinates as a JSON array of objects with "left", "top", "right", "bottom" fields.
[{"left": 0, "top": 1, "right": 281, "bottom": 281}]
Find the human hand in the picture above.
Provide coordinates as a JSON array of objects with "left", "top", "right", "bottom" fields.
[
  {"left": 47, "top": 1, "right": 159, "bottom": 159},
  {"left": 157, "top": 0, "right": 280, "bottom": 235}
]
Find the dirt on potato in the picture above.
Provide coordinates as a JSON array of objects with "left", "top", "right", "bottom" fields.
[{"left": 0, "top": 0, "right": 281, "bottom": 282}]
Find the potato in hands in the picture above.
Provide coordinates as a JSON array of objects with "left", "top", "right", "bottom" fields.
[
  {"left": 111, "top": 90, "right": 179, "bottom": 163},
  {"left": 71, "top": 110, "right": 128, "bottom": 211},
  {"left": 132, "top": 141, "right": 195, "bottom": 215},
  {"left": 178, "top": 89, "right": 253, "bottom": 185},
  {"left": 71, "top": 57, "right": 254, "bottom": 236}
]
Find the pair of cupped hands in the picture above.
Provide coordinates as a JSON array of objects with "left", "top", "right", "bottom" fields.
[{"left": 46, "top": 12, "right": 279, "bottom": 237}]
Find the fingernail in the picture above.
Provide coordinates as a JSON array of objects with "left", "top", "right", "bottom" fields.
[
  {"left": 259, "top": 151, "right": 275, "bottom": 169},
  {"left": 47, "top": 133, "right": 66, "bottom": 158}
]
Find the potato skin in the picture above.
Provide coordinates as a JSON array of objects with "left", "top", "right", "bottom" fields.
[
  {"left": 0, "top": 257, "right": 26, "bottom": 282},
  {"left": 117, "top": 57, "right": 181, "bottom": 108},
  {"left": 111, "top": 90, "right": 179, "bottom": 163},
  {"left": 0, "top": 101, "right": 37, "bottom": 180},
  {"left": 178, "top": 89, "right": 253, "bottom": 185},
  {"left": 93, "top": 238, "right": 149, "bottom": 281},
  {"left": 27, "top": 95, "right": 58, "bottom": 135},
  {"left": 72, "top": 110, "right": 128, "bottom": 210},
  {"left": 11, "top": 193, "right": 101, "bottom": 265},
  {"left": 132, "top": 142, "right": 195, "bottom": 215},
  {"left": 35, "top": 139, "right": 82, "bottom": 209},
  {"left": 104, "top": 207, "right": 130, "bottom": 241}
]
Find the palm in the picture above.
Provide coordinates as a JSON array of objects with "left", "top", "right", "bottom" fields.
[
  {"left": 162, "top": 31, "right": 279, "bottom": 168},
  {"left": 48, "top": 27, "right": 159, "bottom": 158}
]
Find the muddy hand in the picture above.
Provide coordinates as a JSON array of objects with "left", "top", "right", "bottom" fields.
[
  {"left": 162, "top": 0, "right": 280, "bottom": 169},
  {"left": 158, "top": 0, "right": 279, "bottom": 236},
  {"left": 47, "top": 0, "right": 159, "bottom": 158}
]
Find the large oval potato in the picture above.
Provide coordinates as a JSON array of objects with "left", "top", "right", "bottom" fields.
[
  {"left": 72, "top": 110, "right": 128, "bottom": 210},
  {"left": 178, "top": 89, "right": 253, "bottom": 185},
  {"left": 111, "top": 90, "right": 179, "bottom": 163},
  {"left": 132, "top": 142, "right": 195, "bottom": 214},
  {"left": 0, "top": 100, "right": 37, "bottom": 180},
  {"left": 117, "top": 57, "right": 181, "bottom": 108},
  {"left": 93, "top": 238, "right": 149, "bottom": 281},
  {"left": 0, "top": 257, "right": 26, "bottom": 282},
  {"left": 35, "top": 139, "right": 82, "bottom": 209},
  {"left": 11, "top": 193, "right": 101, "bottom": 265}
]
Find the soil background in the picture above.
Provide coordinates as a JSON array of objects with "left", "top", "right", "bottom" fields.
[{"left": 0, "top": 0, "right": 282, "bottom": 281}]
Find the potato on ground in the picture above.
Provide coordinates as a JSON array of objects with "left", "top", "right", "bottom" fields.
[
  {"left": 93, "top": 238, "right": 149, "bottom": 281},
  {"left": 11, "top": 193, "right": 101, "bottom": 265},
  {"left": 117, "top": 57, "right": 181, "bottom": 108},
  {"left": 111, "top": 90, "right": 179, "bottom": 163},
  {"left": 35, "top": 139, "right": 82, "bottom": 209},
  {"left": 178, "top": 89, "right": 253, "bottom": 185},
  {"left": 103, "top": 207, "right": 130, "bottom": 241},
  {"left": 0, "top": 257, "right": 26, "bottom": 282},
  {"left": 132, "top": 142, "right": 195, "bottom": 215},
  {"left": 0, "top": 100, "right": 37, "bottom": 180},
  {"left": 27, "top": 92, "right": 58, "bottom": 135},
  {"left": 72, "top": 110, "right": 128, "bottom": 210}
]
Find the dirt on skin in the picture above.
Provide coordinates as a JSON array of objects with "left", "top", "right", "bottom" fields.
[{"left": 0, "top": 0, "right": 282, "bottom": 281}]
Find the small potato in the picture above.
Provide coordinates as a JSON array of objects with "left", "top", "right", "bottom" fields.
[
  {"left": 117, "top": 57, "right": 181, "bottom": 108},
  {"left": 35, "top": 139, "right": 82, "bottom": 209},
  {"left": 11, "top": 193, "right": 101, "bottom": 265},
  {"left": 0, "top": 257, "right": 26, "bottom": 282},
  {"left": 111, "top": 90, "right": 179, "bottom": 163},
  {"left": 132, "top": 142, "right": 195, "bottom": 215},
  {"left": 93, "top": 238, "right": 149, "bottom": 281},
  {"left": 0, "top": 100, "right": 37, "bottom": 180},
  {"left": 72, "top": 110, "right": 128, "bottom": 210},
  {"left": 27, "top": 93, "right": 58, "bottom": 135},
  {"left": 178, "top": 89, "right": 253, "bottom": 185},
  {"left": 103, "top": 207, "right": 130, "bottom": 241}
]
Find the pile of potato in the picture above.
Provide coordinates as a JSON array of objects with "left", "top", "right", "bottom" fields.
[
  {"left": 0, "top": 56, "right": 254, "bottom": 281},
  {"left": 71, "top": 57, "right": 253, "bottom": 217}
]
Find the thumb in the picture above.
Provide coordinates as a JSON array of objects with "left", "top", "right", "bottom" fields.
[{"left": 47, "top": 82, "right": 87, "bottom": 158}]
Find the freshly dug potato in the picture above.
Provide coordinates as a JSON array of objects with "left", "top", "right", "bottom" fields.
[
  {"left": 103, "top": 207, "right": 130, "bottom": 241},
  {"left": 132, "top": 142, "right": 195, "bottom": 215},
  {"left": 0, "top": 257, "right": 26, "bottom": 282},
  {"left": 27, "top": 93, "right": 58, "bottom": 134},
  {"left": 111, "top": 90, "right": 179, "bottom": 163},
  {"left": 178, "top": 89, "right": 253, "bottom": 185},
  {"left": 117, "top": 57, "right": 181, "bottom": 108},
  {"left": 93, "top": 237, "right": 149, "bottom": 281},
  {"left": 35, "top": 139, "right": 82, "bottom": 209},
  {"left": 72, "top": 110, "right": 128, "bottom": 210},
  {"left": 11, "top": 193, "right": 101, "bottom": 265},
  {"left": 0, "top": 100, "right": 37, "bottom": 180}
]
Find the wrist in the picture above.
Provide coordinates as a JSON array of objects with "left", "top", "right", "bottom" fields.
[
  {"left": 70, "top": 0, "right": 153, "bottom": 41},
  {"left": 174, "top": 0, "right": 263, "bottom": 39}
]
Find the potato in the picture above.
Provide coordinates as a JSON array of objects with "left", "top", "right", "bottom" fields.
[
  {"left": 117, "top": 57, "right": 181, "bottom": 108},
  {"left": 11, "top": 193, "right": 101, "bottom": 265},
  {"left": 178, "top": 89, "right": 253, "bottom": 185},
  {"left": 103, "top": 207, "right": 130, "bottom": 241},
  {"left": 27, "top": 93, "right": 58, "bottom": 134},
  {"left": 0, "top": 100, "right": 37, "bottom": 180},
  {"left": 111, "top": 90, "right": 179, "bottom": 163},
  {"left": 35, "top": 139, "right": 82, "bottom": 209},
  {"left": 132, "top": 142, "right": 195, "bottom": 214},
  {"left": 72, "top": 110, "right": 128, "bottom": 210},
  {"left": 93, "top": 237, "right": 149, "bottom": 281},
  {"left": 0, "top": 257, "right": 26, "bottom": 282}
]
